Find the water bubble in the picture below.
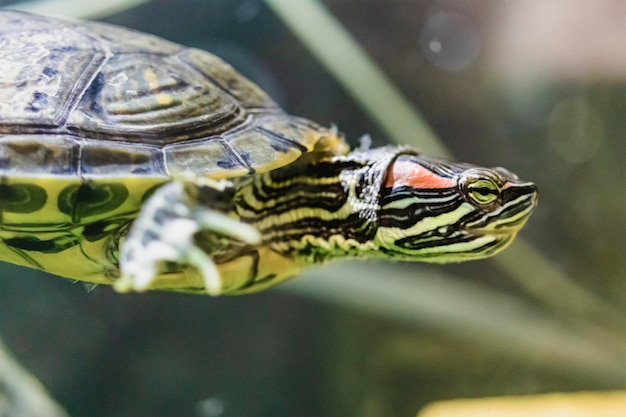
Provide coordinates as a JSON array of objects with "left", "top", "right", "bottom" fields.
[
  {"left": 195, "top": 397, "right": 225, "bottom": 417},
  {"left": 418, "top": 12, "right": 481, "bottom": 72},
  {"left": 235, "top": 1, "right": 261, "bottom": 23},
  {"left": 429, "top": 40, "right": 442, "bottom": 53},
  {"left": 547, "top": 98, "right": 603, "bottom": 164}
]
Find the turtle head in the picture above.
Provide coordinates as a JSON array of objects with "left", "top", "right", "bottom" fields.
[
  {"left": 374, "top": 153, "right": 538, "bottom": 262},
  {"left": 235, "top": 147, "right": 536, "bottom": 266}
]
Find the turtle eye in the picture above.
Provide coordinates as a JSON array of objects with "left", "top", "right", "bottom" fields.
[{"left": 465, "top": 178, "right": 499, "bottom": 207}]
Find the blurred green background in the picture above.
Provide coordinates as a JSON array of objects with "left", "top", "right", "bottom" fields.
[{"left": 0, "top": 1, "right": 625, "bottom": 416}]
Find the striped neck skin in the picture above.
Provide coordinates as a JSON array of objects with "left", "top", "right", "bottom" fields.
[{"left": 234, "top": 146, "right": 538, "bottom": 265}]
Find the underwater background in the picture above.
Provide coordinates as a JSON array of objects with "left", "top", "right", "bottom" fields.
[{"left": 0, "top": 1, "right": 625, "bottom": 416}]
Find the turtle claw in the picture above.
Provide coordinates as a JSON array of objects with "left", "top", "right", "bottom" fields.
[
  {"left": 186, "top": 246, "right": 222, "bottom": 295},
  {"left": 194, "top": 209, "right": 261, "bottom": 246},
  {"left": 115, "top": 180, "right": 258, "bottom": 295}
]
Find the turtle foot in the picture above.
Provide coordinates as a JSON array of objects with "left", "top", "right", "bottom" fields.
[{"left": 114, "top": 180, "right": 260, "bottom": 295}]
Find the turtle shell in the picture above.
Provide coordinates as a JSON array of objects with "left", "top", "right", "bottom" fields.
[
  {"left": 0, "top": 10, "right": 343, "bottom": 281},
  {"left": 0, "top": 10, "right": 337, "bottom": 181}
]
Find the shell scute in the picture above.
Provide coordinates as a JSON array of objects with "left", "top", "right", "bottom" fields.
[
  {"left": 226, "top": 124, "right": 305, "bottom": 173},
  {"left": 256, "top": 116, "right": 339, "bottom": 154},
  {"left": 66, "top": 53, "right": 246, "bottom": 144},
  {"left": 80, "top": 140, "right": 165, "bottom": 178},
  {"left": 0, "top": 135, "right": 79, "bottom": 176},
  {"left": 0, "top": 27, "right": 105, "bottom": 129},
  {"left": 181, "top": 48, "right": 278, "bottom": 111},
  {"left": 165, "top": 138, "right": 250, "bottom": 180}
]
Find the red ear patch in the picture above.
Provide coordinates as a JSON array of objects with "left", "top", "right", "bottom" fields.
[{"left": 384, "top": 160, "right": 456, "bottom": 189}]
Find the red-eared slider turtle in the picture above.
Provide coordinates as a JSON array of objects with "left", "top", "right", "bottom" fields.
[{"left": 0, "top": 10, "right": 537, "bottom": 295}]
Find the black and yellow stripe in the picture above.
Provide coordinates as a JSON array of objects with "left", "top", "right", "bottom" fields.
[{"left": 232, "top": 147, "right": 537, "bottom": 274}]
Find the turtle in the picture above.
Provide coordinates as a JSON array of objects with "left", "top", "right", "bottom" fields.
[{"left": 0, "top": 10, "right": 537, "bottom": 295}]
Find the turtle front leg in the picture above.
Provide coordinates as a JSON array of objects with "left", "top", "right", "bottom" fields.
[{"left": 113, "top": 178, "right": 260, "bottom": 295}]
